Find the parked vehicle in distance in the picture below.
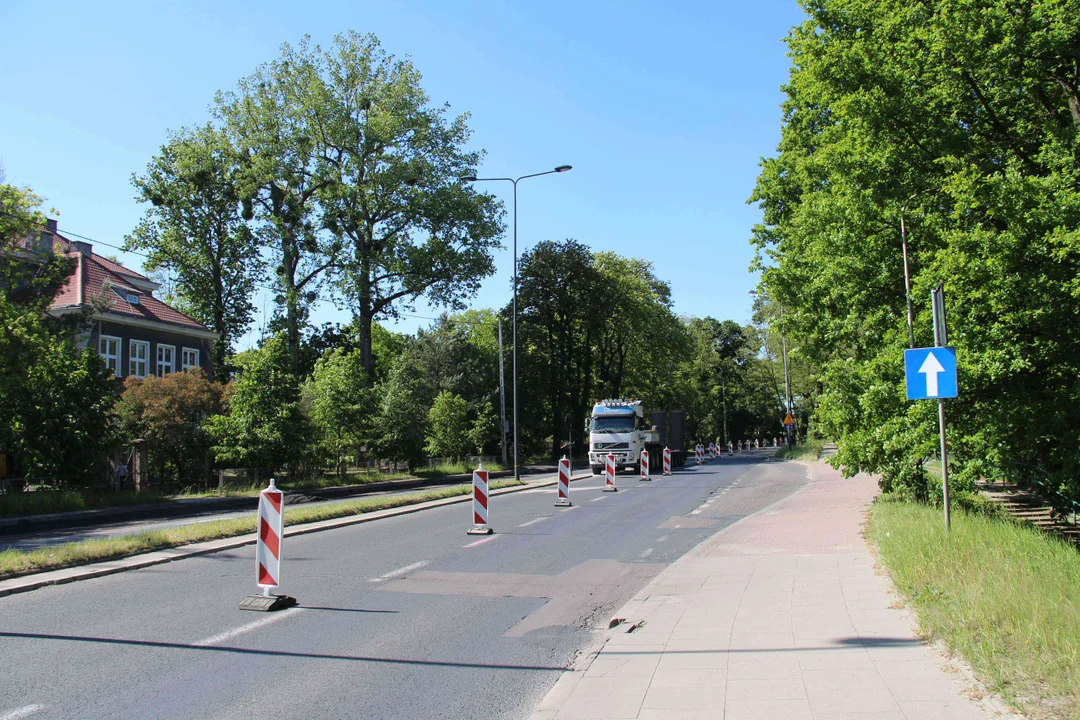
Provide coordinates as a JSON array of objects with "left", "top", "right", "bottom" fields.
[{"left": 588, "top": 400, "right": 686, "bottom": 474}]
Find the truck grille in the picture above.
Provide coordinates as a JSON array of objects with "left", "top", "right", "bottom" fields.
[{"left": 593, "top": 442, "right": 629, "bottom": 450}]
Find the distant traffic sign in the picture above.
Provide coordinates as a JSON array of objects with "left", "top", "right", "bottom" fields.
[
  {"left": 905, "top": 347, "right": 958, "bottom": 400},
  {"left": 783, "top": 413, "right": 795, "bottom": 427}
]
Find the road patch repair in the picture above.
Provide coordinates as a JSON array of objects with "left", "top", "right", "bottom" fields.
[
  {"left": 0, "top": 470, "right": 591, "bottom": 599},
  {"left": 529, "top": 460, "right": 1021, "bottom": 720}
]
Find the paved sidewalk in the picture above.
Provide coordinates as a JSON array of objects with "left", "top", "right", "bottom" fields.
[{"left": 531, "top": 460, "right": 1018, "bottom": 720}]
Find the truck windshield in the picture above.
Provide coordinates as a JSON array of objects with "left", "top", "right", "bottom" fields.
[{"left": 591, "top": 416, "right": 634, "bottom": 433}]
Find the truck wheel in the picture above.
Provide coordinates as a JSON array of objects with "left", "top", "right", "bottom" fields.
[
  {"left": 591, "top": 465, "right": 602, "bottom": 475},
  {"left": 632, "top": 463, "right": 640, "bottom": 474}
]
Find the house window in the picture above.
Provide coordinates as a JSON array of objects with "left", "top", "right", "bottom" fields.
[
  {"left": 157, "top": 344, "right": 175, "bottom": 376},
  {"left": 99, "top": 335, "right": 122, "bottom": 377},
  {"left": 129, "top": 340, "right": 149, "bottom": 378},
  {"left": 182, "top": 347, "right": 200, "bottom": 371}
]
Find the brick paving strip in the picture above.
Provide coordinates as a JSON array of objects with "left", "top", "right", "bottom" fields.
[
  {"left": 531, "top": 460, "right": 1024, "bottom": 720},
  {"left": 0, "top": 471, "right": 589, "bottom": 599}
]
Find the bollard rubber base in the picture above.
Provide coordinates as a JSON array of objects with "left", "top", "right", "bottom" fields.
[
  {"left": 467, "top": 526, "right": 494, "bottom": 535},
  {"left": 240, "top": 593, "right": 298, "bottom": 612},
  {"left": 603, "top": 486, "right": 618, "bottom": 492},
  {"left": 640, "top": 477, "right": 651, "bottom": 481},
  {"left": 555, "top": 500, "right": 572, "bottom": 507}
]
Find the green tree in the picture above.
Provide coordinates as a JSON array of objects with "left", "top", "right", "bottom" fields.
[
  {"left": 468, "top": 399, "right": 499, "bottom": 456},
  {"left": 304, "top": 347, "right": 374, "bottom": 473},
  {"left": 514, "top": 240, "right": 602, "bottom": 458},
  {"left": 425, "top": 390, "right": 471, "bottom": 458},
  {"left": 214, "top": 39, "right": 336, "bottom": 375},
  {"left": 128, "top": 123, "right": 263, "bottom": 374},
  {"left": 312, "top": 32, "right": 505, "bottom": 380},
  {"left": 373, "top": 353, "right": 428, "bottom": 467},
  {"left": 750, "top": 0, "right": 1080, "bottom": 500},
  {"left": 206, "top": 335, "right": 311, "bottom": 478},
  {"left": 116, "top": 369, "right": 223, "bottom": 486},
  {"left": 1, "top": 180, "right": 117, "bottom": 485},
  {"left": 592, "top": 252, "right": 690, "bottom": 409}
]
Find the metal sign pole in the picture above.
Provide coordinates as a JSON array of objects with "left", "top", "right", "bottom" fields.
[{"left": 932, "top": 285, "right": 951, "bottom": 531}]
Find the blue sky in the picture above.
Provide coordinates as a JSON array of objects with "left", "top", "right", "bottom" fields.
[{"left": 0, "top": 0, "right": 805, "bottom": 348}]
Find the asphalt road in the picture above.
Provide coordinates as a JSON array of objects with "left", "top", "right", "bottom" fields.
[
  {"left": 0, "top": 449, "right": 807, "bottom": 720},
  {"left": 0, "top": 470, "right": 560, "bottom": 552}
]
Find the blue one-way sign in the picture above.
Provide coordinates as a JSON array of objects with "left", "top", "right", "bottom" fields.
[{"left": 905, "top": 347, "right": 958, "bottom": 400}]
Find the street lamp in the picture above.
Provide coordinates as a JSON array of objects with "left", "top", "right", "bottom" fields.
[
  {"left": 461, "top": 165, "right": 572, "bottom": 481},
  {"left": 750, "top": 289, "right": 794, "bottom": 447}
]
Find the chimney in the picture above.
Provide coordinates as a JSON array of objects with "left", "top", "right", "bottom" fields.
[
  {"left": 46, "top": 218, "right": 58, "bottom": 233},
  {"left": 72, "top": 240, "right": 93, "bottom": 256}
]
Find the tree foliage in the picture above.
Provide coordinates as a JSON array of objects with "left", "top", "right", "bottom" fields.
[
  {"left": 205, "top": 335, "right": 311, "bottom": 476},
  {"left": 128, "top": 124, "right": 263, "bottom": 374},
  {"left": 1, "top": 181, "right": 117, "bottom": 486},
  {"left": 116, "top": 369, "right": 223, "bottom": 485},
  {"left": 750, "top": 0, "right": 1080, "bottom": 500},
  {"left": 425, "top": 390, "right": 471, "bottom": 458}
]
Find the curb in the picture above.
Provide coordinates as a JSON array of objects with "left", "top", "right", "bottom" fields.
[
  {"left": 0, "top": 472, "right": 592, "bottom": 599},
  {"left": 0, "top": 466, "right": 560, "bottom": 536}
]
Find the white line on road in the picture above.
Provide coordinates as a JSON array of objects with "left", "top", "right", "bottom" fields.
[
  {"left": 193, "top": 608, "right": 304, "bottom": 647},
  {"left": 368, "top": 560, "right": 430, "bottom": 583},
  {"left": 657, "top": 535, "right": 669, "bottom": 542},
  {"left": 0, "top": 705, "right": 44, "bottom": 720},
  {"left": 518, "top": 517, "right": 551, "bottom": 528},
  {"left": 640, "top": 548, "right": 654, "bottom": 558},
  {"left": 674, "top": 524, "right": 682, "bottom": 529},
  {"left": 463, "top": 535, "right": 498, "bottom": 548},
  {"left": 590, "top": 496, "right": 606, "bottom": 502}
]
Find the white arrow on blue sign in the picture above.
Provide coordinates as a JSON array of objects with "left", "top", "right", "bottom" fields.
[{"left": 904, "top": 347, "right": 958, "bottom": 400}]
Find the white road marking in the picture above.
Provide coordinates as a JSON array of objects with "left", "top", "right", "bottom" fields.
[
  {"left": 0, "top": 706, "right": 44, "bottom": 720},
  {"left": 463, "top": 535, "right": 498, "bottom": 548},
  {"left": 640, "top": 548, "right": 654, "bottom": 558},
  {"left": 518, "top": 517, "right": 551, "bottom": 528},
  {"left": 368, "top": 560, "right": 429, "bottom": 583},
  {"left": 194, "top": 608, "right": 304, "bottom": 647},
  {"left": 657, "top": 535, "right": 669, "bottom": 542},
  {"left": 674, "top": 524, "right": 682, "bottom": 529},
  {"left": 590, "top": 496, "right": 606, "bottom": 502}
]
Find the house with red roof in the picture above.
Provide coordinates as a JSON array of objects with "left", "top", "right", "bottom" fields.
[{"left": 40, "top": 219, "right": 219, "bottom": 381}]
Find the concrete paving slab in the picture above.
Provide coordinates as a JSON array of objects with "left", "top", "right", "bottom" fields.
[{"left": 529, "top": 460, "right": 1022, "bottom": 720}]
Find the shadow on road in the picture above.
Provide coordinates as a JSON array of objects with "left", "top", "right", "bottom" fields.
[{"left": 0, "top": 630, "right": 566, "bottom": 672}]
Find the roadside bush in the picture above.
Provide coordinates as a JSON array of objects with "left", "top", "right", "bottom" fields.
[{"left": 116, "top": 369, "right": 223, "bottom": 486}]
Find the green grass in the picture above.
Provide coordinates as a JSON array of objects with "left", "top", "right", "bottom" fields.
[
  {"left": 868, "top": 498, "right": 1080, "bottom": 719},
  {"left": 774, "top": 438, "right": 825, "bottom": 461},
  {"left": 0, "top": 479, "right": 523, "bottom": 580},
  {"left": 414, "top": 460, "right": 509, "bottom": 478}
]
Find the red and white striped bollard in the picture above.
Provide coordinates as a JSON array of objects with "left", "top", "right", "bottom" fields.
[
  {"left": 604, "top": 453, "right": 618, "bottom": 492},
  {"left": 640, "top": 449, "right": 650, "bottom": 481},
  {"left": 467, "top": 465, "right": 493, "bottom": 534},
  {"left": 556, "top": 457, "right": 572, "bottom": 506},
  {"left": 663, "top": 446, "right": 671, "bottom": 475},
  {"left": 240, "top": 478, "right": 297, "bottom": 611}
]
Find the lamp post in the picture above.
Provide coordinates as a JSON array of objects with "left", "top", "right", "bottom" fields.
[
  {"left": 461, "top": 165, "right": 572, "bottom": 481},
  {"left": 750, "top": 289, "right": 794, "bottom": 447}
]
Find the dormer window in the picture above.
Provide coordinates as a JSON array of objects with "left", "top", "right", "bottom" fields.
[{"left": 112, "top": 287, "right": 141, "bottom": 305}]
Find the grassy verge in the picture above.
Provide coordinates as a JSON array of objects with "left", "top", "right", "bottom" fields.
[
  {"left": 868, "top": 498, "right": 1080, "bottom": 719},
  {"left": 774, "top": 438, "right": 825, "bottom": 461},
  {"left": 0, "top": 479, "right": 524, "bottom": 581}
]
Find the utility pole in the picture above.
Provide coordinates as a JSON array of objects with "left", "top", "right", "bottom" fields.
[
  {"left": 931, "top": 284, "right": 951, "bottom": 531},
  {"left": 780, "top": 304, "right": 794, "bottom": 448},
  {"left": 498, "top": 318, "right": 507, "bottom": 466},
  {"left": 722, "top": 377, "right": 728, "bottom": 448}
]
